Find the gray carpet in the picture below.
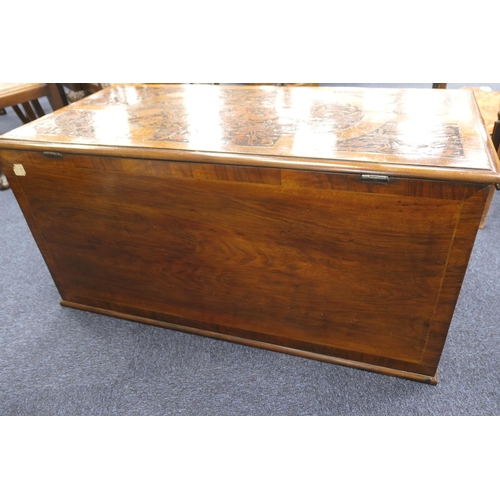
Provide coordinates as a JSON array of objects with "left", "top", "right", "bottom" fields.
[{"left": 1, "top": 87, "right": 499, "bottom": 415}]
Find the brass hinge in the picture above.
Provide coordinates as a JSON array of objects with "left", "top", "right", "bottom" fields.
[{"left": 361, "top": 174, "right": 389, "bottom": 184}]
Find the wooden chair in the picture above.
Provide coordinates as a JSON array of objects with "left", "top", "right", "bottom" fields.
[{"left": 0, "top": 83, "right": 67, "bottom": 124}]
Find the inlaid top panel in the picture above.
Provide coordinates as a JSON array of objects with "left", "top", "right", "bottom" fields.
[{"left": 1, "top": 84, "right": 499, "bottom": 176}]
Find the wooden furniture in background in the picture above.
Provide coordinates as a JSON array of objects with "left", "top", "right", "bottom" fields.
[
  {"left": 62, "top": 83, "right": 106, "bottom": 102},
  {"left": 1, "top": 84, "right": 499, "bottom": 384},
  {"left": 0, "top": 83, "right": 67, "bottom": 123},
  {"left": 0, "top": 83, "right": 47, "bottom": 119}
]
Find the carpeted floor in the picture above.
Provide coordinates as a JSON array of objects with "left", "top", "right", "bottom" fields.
[{"left": 1, "top": 87, "right": 499, "bottom": 415}]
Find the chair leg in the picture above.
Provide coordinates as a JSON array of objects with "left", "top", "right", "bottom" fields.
[
  {"left": 21, "top": 102, "right": 37, "bottom": 121},
  {"left": 31, "top": 99, "right": 46, "bottom": 118},
  {"left": 12, "top": 105, "right": 30, "bottom": 124},
  {"left": 46, "top": 83, "right": 68, "bottom": 110},
  {"left": 10, "top": 100, "right": 46, "bottom": 124}
]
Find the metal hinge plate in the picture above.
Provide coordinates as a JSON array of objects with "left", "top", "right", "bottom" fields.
[
  {"left": 361, "top": 174, "right": 389, "bottom": 184},
  {"left": 43, "top": 151, "right": 63, "bottom": 159}
]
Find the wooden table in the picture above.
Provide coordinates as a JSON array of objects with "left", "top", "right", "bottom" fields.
[{"left": 1, "top": 84, "right": 499, "bottom": 384}]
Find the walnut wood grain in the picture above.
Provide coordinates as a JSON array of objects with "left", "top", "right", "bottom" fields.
[{"left": 0, "top": 151, "right": 490, "bottom": 381}]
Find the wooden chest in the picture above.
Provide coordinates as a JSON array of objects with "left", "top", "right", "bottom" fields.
[{"left": 1, "top": 84, "right": 499, "bottom": 384}]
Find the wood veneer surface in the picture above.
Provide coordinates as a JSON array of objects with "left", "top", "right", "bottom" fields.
[{"left": 1, "top": 84, "right": 498, "bottom": 383}]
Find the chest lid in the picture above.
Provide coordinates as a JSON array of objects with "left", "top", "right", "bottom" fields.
[{"left": 1, "top": 84, "right": 499, "bottom": 184}]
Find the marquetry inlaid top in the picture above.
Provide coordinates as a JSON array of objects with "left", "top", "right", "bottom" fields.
[{"left": 1, "top": 84, "right": 499, "bottom": 183}]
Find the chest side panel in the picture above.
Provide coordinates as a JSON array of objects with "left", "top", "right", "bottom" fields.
[{"left": 1, "top": 150, "right": 486, "bottom": 375}]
